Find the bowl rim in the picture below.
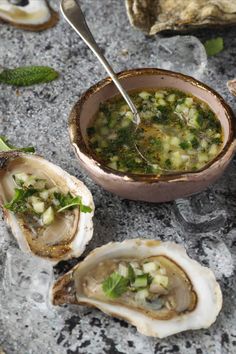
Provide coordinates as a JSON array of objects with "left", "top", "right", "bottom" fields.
[{"left": 69, "top": 68, "right": 236, "bottom": 182}]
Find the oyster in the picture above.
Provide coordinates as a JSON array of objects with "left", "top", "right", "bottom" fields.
[
  {"left": 125, "top": 0, "right": 236, "bottom": 35},
  {"left": 0, "top": 152, "right": 94, "bottom": 263},
  {"left": 52, "top": 239, "right": 222, "bottom": 338},
  {"left": 0, "top": 0, "right": 58, "bottom": 31}
]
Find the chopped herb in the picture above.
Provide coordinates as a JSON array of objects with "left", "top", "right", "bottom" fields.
[
  {"left": 4, "top": 188, "right": 36, "bottom": 213},
  {"left": 0, "top": 136, "right": 35, "bottom": 153},
  {"left": 204, "top": 37, "right": 224, "bottom": 57},
  {"left": 191, "top": 137, "right": 199, "bottom": 149},
  {"left": 212, "top": 137, "right": 222, "bottom": 145},
  {"left": 102, "top": 272, "right": 129, "bottom": 299},
  {"left": 55, "top": 192, "right": 92, "bottom": 213},
  {"left": 179, "top": 141, "right": 190, "bottom": 150},
  {"left": 0, "top": 66, "right": 59, "bottom": 87},
  {"left": 127, "top": 264, "right": 135, "bottom": 283}
]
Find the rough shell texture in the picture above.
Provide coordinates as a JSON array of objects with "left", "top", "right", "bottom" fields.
[
  {"left": 125, "top": 0, "right": 236, "bottom": 34},
  {"left": 52, "top": 239, "right": 222, "bottom": 338},
  {"left": 0, "top": 152, "right": 94, "bottom": 264},
  {"left": 228, "top": 79, "right": 236, "bottom": 97},
  {"left": 0, "top": 0, "right": 59, "bottom": 31}
]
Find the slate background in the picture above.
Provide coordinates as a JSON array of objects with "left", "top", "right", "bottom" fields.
[{"left": 0, "top": 1, "right": 236, "bottom": 353}]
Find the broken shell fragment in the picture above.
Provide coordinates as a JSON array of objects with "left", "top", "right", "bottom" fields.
[
  {"left": 0, "top": 0, "right": 59, "bottom": 31},
  {"left": 125, "top": 0, "right": 236, "bottom": 35},
  {"left": 0, "top": 152, "right": 94, "bottom": 263},
  {"left": 52, "top": 239, "right": 222, "bottom": 338},
  {"left": 227, "top": 79, "right": 236, "bottom": 97}
]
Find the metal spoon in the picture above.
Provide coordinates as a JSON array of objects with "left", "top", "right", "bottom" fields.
[{"left": 60, "top": 0, "right": 140, "bottom": 125}]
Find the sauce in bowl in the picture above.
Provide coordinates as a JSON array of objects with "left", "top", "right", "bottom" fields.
[{"left": 87, "top": 89, "right": 223, "bottom": 175}]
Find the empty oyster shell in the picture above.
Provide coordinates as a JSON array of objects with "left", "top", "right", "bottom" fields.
[
  {"left": 52, "top": 239, "right": 222, "bottom": 338},
  {"left": 0, "top": 0, "right": 58, "bottom": 31},
  {"left": 0, "top": 152, "right": 94, "bottom": 263},
  {"left": 227, "top": 79, "right": 236, "bottom": 97},
  {"left": 125, "top": 0, "right": 236, "bottom": 35}
]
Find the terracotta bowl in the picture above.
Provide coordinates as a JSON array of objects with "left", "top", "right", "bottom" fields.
[{"left": 69, "top": 68, "right": 236, "bottom": 203}]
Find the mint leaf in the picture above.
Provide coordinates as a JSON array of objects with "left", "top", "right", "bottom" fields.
[
  {"left": 204, "top": 37, "right": 224, "bottom": 57},
  {"left": 0, "top": 66, "right": 59, "bottom": 86},
  {"left": 0, "top": 136, "right": 35, "bottom": 153},
  {"left": 102, "top": 272, "right": 129, "bottom": 299}
]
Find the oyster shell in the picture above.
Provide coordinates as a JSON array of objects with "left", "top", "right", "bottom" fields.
[
  {"left": 52, "top": 239, "right": 222, "bottom": 338},
  {"left": 0, "top": 0, "right": 58, "bottom": 31},
  {"left": 227, "top": 79, "right": 236, "bottom": 97},
  {"left": 0, "top": 152, "right": 94, "bottom": 263},
  {"left": 125, "top": 0, "right": 236, "bottom": 35}
]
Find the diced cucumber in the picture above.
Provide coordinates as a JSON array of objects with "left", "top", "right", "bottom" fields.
[
  {"left": 167, "top": 94, "right": 176, "bottom": 103},
  {"left": 201, "top": 139, "right": 208, "bottom": 149},
  {"left": 152, "top": 274, "right": 169, "bottom": 288},
  {"left": 155, "top": 92, "right": 164, "bottom": 99},
  {"left": 143, "top": 262, "right": 157, "bottom": 273},
  {"left": 209, "top": 144, "right": 218, "bottom": 156},
  {"left": 31, "top": 197, "right": 45, "bottom": 214},
  {"left": 39, "top": 190, "right": 49, "bottom": 201},
  {"left": 135, "top": 289, "right": 149, "bottom": 302},
  {"left": 170, "top": 137, "right": 180, "bottom": 146},
  {"left": 107, "top": 161, "right": 117, "bottom": 170},
  {"left": 118, "top": 264, "right": 129, "bottom": 278},
  {"left": 185, "top": 97, "right": 194, "bottom": 107},
  {"left": 139, "top": 91, "right": 151, "bottom": 100},
  {"left": 198, "top": 152, "right": 208, "bottom": 163},
  {"left": 42, "top": 207, "right": 54, "bottom": 226},
  {"left": 171, "top": 151, "right": 182, "bottom": 168},
  {"left": 121, "top": 119, "right": 131, "bottom": 128},
  {"left": 14, "top": 172, "right": 29, "bottom": 184},
  {"left": 110, "top": 156, "right": 119, "bottom": 162},
  {"left": 158, "top": 98, "right": 167, "bottom": 106},
  {"left": 125, "top": 111, "right": 134, "bottom": 120},
  {"left": 132, "top": 274, "right": 148, "bottom": 288}
]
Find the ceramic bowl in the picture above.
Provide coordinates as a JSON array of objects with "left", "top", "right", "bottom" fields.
[{"left": 69, "top": 68, "right": 236, "bottom": 202}]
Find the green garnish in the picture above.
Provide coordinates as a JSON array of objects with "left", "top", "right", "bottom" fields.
[
  {"left": 0, "top": 66, "right": 59, "bottom": 87},
  {"left": 4, "top": 188, "right": 36, "bottom": 213},
  {"left": 127, "top": 264, "right": 135, "bottom": 283},
  {"left": 204, "top": 37, "right": 224, "bottom": 57},
  {"left": 102, "top": 272, "right": 129, "bottom": 299},
  {"left": 0, "top": 136, "right": 35, "bottom": 153},
  {"left": 55, "top": 193, "right": 92, "bottom": 213},
  {"left": 179, "top": 141, "right": 190, "bottom": 150}
]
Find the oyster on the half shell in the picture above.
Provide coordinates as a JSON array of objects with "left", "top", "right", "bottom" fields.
[
  {"left": 0, "top": 0, "right": 58, "bottom": 31},
  {"left": 125, "top": 0, "right": 236, "bottom": 35},
  {"left": 0, "top": 152, "right": 94, "bottom": 263},
  {"left": 52, "top": 239, "right": 222, "bottom": 338}
]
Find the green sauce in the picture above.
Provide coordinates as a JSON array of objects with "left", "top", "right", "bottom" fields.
[{"left": 87, "top": 89, "right": 223, "bottom": 175}]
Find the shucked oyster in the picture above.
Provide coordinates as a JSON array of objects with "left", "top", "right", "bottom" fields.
[
  {"left": 0, "top": 0, "right": 59, "bottom": 31},
  {"left": 0, "top": 152, "right": 94, "bottom": 263},
  {"left": 52, "top": 239, "right": 222, "bottom": 337},
  {"left": 125, "top": 0, "right": 236, "bottom": 35}
]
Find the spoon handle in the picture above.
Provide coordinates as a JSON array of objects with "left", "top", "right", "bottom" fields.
[{"left": 60, "top": 0, "right": 140, "bottom": 124}]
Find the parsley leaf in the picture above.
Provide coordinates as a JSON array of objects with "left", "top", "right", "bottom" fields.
[
  {"left": 0, "top": 136, "right": 35, "bottom": 153},
  {"left": 102, "top": 272, "right": 129, "bottom": 299},
  {"left": 204, "top": 37, "right": 224, "bottom": 57},
  {"left": 4, "top": 188, "right": 36, "bottom": 213},
  {"left": 55, "top": 192, "right": 92, "bottom": 213}
]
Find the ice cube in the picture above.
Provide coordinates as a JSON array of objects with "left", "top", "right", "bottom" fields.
[
  {"left": 3, "top": 247, "right": 54, "bottom": 312},
  {"left": 155, "top": 35, "right": 207, "bottom": 79}
]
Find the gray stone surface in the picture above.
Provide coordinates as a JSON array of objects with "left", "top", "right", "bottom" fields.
[{"left": 0, "top": 1, "right": 236, "bottom": 353}]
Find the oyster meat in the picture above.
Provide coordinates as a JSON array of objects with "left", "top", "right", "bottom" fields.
[
  {"left": 0, "top": 0, "right": 58, "bottom": 31},
  {"left": 52, "top": 239, "right": 222, "bottom": 338},
  {"left": 0, "top": 152, "right": 94, "bottom": 263},
  {"left": 125, "top": 0, "right": 236, "bottom": 34}
]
